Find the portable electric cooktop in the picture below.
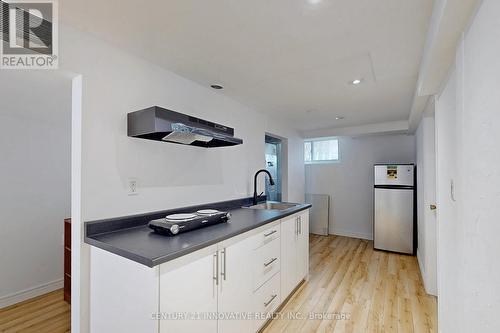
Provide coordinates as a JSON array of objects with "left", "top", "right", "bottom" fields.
[{"left": 148, "top": 209, "right": 231, "bottom": 236}]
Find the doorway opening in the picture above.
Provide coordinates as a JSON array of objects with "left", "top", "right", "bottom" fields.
[
  {"left": 0, "top": 70, "right": 74, "bottom": 331},
  {"left": 265, "top": 135, "right": 282, "bottom": 201}
]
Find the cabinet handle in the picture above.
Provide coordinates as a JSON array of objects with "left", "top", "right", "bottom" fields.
[
  {"left": 264, "top": 230, "right": 277, "bottom": 237},
  {"left": 264, "top": 294, "right": 277, "bottom": 307},
  {"left": 263, "top": 257, "right": 278, "bottom": 267},
  {"left": 213, "top": 252, "right": 219, "bottom": 286},
  {"left": 299, "top": 216, "right": 302, "bottom": 234},
  {"left": 221, "top": 248, "right": 227, "bottom": 281},
  {"left": 295, "top": 217, "right": 299, "bottom": 236}
]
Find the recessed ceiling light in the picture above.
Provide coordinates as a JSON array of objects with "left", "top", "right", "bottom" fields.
[
  {"left": 210, "top": 84, "right": 223, "bottom": 90},
  {"left": 307, "top": 0, "right": 323, "bottom": 4},
  {"left": 335, "top": 116, "right": 344, "bottom": 120},
  {"left": 350, "top": 79, "right": 362, "bottom": 85}
]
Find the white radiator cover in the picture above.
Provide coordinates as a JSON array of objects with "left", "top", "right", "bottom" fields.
[{"left": 305, "top": 194, "right": 330, "bottom": 235}]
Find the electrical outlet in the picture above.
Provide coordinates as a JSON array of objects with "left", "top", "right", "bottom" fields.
[{"left": 128, "top": 178, "right": 139, "bottom": 196}]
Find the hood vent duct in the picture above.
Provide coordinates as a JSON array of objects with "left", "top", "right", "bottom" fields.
[{"left": 127, "top": 106, "right": 243, "bottom": 148}]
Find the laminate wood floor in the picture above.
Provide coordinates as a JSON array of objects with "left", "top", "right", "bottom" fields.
[
  {"left": 263, "top": 235, "right": 437, "bottom": 333},
  {"left": 0, "top": 289, "right": 70, "bottom": 333}
]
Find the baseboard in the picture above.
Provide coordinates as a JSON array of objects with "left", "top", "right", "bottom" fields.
[
  {"left": 416, "top": 250, "right": 438, "bottom": 296},
  {"left": 417, "top": 249, "right": 426, "bottom": 278},
  {"left": 330, "top": 228, "right": 373, "bottom": 240},
  {"left": 0, "top": 278, "right": 63, "bottom": 309}
]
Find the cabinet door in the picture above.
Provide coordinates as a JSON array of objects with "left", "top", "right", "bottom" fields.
[
  {"left": 280, "top": 215, "right": 298, "bottom": 299},
  {"left": 90, "top": 247, "right": 159, "bottom": 333},
  {"left": 218, "top": 235, "right": 256, "bottom": 333},
  {"left": 160, "top": 247, "right": 218, "bottom": 333},
  {"left": 297, "top": 211, "right": 310, "bottom": 281}
]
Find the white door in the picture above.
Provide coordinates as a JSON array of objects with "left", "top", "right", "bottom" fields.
[
  {"left": 435, "top": 68, "right": 460, "bottom": 331},
  {"left": 417, "top": 115, "right": 438, "bottom": 295},
  {"left": 217, "top": 235, "right": 256, "bottom": 333},
  {"left": 159, "top": 246, "right": 218, "bottom": 333},
  {"left": 297, "top": 212, "right": 309, "bottom": 280},
  {"left": 280, "top": 215, "right": 298, "bottom": 298}
]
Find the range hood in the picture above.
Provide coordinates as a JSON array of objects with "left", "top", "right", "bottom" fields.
[{"left": 127, "top": 106, "right": 243, "bottom": 148}]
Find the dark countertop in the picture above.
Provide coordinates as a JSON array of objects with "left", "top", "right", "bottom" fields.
[{"left": 85, "top": 198, "right": 311, "bottom": 267}]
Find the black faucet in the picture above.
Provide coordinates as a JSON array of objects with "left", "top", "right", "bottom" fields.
[{"left": 253, "top": 169, "right": 275, "bottom": 205}]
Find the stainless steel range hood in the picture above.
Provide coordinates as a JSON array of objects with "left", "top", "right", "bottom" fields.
[{"left": 127, "top": 106, "right": 243, "bottom": 147}]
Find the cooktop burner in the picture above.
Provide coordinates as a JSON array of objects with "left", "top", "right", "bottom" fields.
[
  {"left": 149, "top": 209, "right": 231, "bottom": 236},
  {"left": 196, "top": 209, "right": 221, "bottom": 216},
  {"left": 165, "top": 213, "right": 197, "bottom": 221}
]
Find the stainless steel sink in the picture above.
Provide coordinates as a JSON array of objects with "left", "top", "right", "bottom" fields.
[{"left": 244, "top": 202, "right": 299, "bottom": 211}]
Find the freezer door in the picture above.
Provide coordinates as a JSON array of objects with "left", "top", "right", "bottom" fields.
[
  {"left": 374, "top": 165, "right": 414, "bottom": 186},
  {"left": 374, "top": 188, "right": 414, "bottom": 254}
]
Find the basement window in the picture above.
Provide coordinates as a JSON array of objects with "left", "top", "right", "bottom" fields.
[{"left": 304, "top": 138, "right": 340, "bottom": 164}]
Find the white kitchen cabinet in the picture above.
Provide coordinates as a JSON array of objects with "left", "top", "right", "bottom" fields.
[
  {"left": 297, "top": 211, "right": 310, "bottom": 281},
  {"left": 252, "top": 223, "right": 280, "bottom": 250},
  {"left": 159, "top": 245, "right": 218, "bottom": 333},
  {"left": 90, "top": 247, "right": 159, "bottom": 333},
  {"left": 159, "top": 225, "right": 276, "bottom": 333},
  {"left": 253, "top": 272, "right": 281, "bottom": 331},
  {"left": 280, "top": 215, "right": 299, "bottom": 298},
  {"left": 252, "top": 236, "right": 280, "bottom": 290},
  {"left": 90, "top": 209, "right": 310, "bottom": 333},
  {"left": 217, "top": 234, "right": 257, "bottom": 333},
  {"left": 280, "top": 212, "right": 309, "bottom": 300}
]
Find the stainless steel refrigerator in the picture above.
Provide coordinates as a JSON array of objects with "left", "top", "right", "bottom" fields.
[{"left": 373, "top": 164, "right": 415, "bottom": 254}]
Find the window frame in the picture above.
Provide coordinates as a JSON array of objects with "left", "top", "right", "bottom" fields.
[{"left": 304, "top": 137, "right": 341, "bottom": 164}]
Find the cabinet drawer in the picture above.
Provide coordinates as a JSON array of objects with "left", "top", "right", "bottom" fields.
[
  {"left": 253, "top": 237, "right": 280, "bottom": 290},
  {"left": 254, "top": 272, "right": 281, "bottom": 331},
  {"left": 253, "top": 224, "right": 280, "bottom": 250}
]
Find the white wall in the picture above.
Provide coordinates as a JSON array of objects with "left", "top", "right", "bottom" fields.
[
  {"left": 266, "top": 121, "right": 305, "bottom": 204},
  {"left": 58, "top": 25, "right": 305, "bottom": 332},
  {"left": 435, "top": 67, "right": 462, "bottom": 332},
  {"left": 60, "top": 25, "right": 304, "bottom": 221},
  {"left": 0, "top": 72, "right": 71, "bottom": 307},
  {"left": 305, "top": 134, "right": 415, "bottom": 239},
  {"left": 436, "top": 0, "right": 500, "bottom": 331},
  {"left": 415, "top": 114, "right": 437, "bottom": 296}
]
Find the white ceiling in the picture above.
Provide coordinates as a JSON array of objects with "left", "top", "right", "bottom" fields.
[
  {"left": 61, "top": 0, "right": 433, "bottom": 131},
  {"left": 408, "top": 0, "right": 480, "bottom": 132}
]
